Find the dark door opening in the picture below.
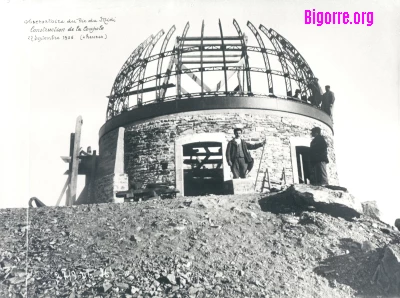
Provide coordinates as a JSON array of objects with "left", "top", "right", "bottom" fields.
[
  {"left": 296, "top": 146, "right": 311, "bottom": 184},
  {"left": 183, "top": 142, "right": 224, "bottom": 196}
]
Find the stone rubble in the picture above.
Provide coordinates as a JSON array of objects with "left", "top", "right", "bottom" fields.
[{"left": 0, "top": 186, "right": 399, "bottom": 297}]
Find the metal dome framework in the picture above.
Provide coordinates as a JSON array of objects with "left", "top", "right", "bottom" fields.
[{"left": 106, "top": 19, "right": 322, "bottom": 120}]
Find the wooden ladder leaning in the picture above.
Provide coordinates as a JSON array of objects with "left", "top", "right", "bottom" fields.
[{"left": 260, "top": 168, "right": 287, "bottom": 192}]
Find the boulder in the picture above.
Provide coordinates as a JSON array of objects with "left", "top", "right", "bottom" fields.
[
  {"left": 361, "top": 201, "right": 381, "bottom": 220},
  {"left": 373, "top": 244, "right": 400, "bottom": 296},
  {"left": 289, "top": 184, "right": 362, "bottom": 219}
]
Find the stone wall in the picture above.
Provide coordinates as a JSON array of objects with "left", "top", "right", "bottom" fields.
[
  {"left": 95, "top": 127, "right": 128, "bottom": 203},
  {"left": 93, "top": 174, "right": 114, "bottom": 203},
  {"left": 120, "top": 109, "right": 338, "bottom": 192},
  {"left": 97, "top": 128, "right": 120, "bottom": 178}
]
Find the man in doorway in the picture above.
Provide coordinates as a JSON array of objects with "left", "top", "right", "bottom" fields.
[
  {"left": 309, "top": 127, "right": 329, "bottom": 186},
  {"left": 226, "top": 128, "right": 265, "bottom": 179},
  {"left": 321, "top": 85, "right": 335, "bottom": 117}
]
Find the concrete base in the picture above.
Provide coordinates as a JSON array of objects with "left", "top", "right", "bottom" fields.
[{"left": 225, "top": 178, "right": 256, "bottom": 195}]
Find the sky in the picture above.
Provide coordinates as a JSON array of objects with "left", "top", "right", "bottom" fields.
[{"left": 1, "top": 0, "right": 399, "bottom": 225}]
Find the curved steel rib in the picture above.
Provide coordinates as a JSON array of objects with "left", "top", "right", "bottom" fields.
[
  {"left": 259, "top": 24, "right": 294, "bottom": 97},
  {"left": 219, "top": 19, "right": 228, "bottom": 94},
  {"left": 176, "top": 22, "right": 190, "bottom": 98},
  {"left": 269, "top": 28, "right": 321, "bottom": 98},
  {"left": 156, "top": 25, "right": 176, "bottom": 101},
  {"left": 233, "top": 19, "right": 251, "bottom": 94},
  {"left": 107, "top": 34, "right": 154, "bottom": 119},
  {"left": 200, "top": 20, "right": 204, "bottom": 95},
  {"left": 137, "top": 29, "right": 165, "bottom": 106},
  {"left": 247, "top": 21, "right": 273, "bottom": 94}
]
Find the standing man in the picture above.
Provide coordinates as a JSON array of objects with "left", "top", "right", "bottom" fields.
[
  {"left": 321, "top": 85, "right": 335, "bottom": 117},
  {"left": 309, "top": 127, "right": 329, "bottom": 186},
  {"left": 226, "top": 128, "right": 265, "bottom": 179}
]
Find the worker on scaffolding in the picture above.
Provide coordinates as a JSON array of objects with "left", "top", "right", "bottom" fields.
[
  {"left": 307, "top": 81, "right": 322, "bottom": 107},
  {"left": 321, "top": 85, "right": 335, "bottom": 117},
  {"left": 226, "top": 128, "right": 265, "bottom": 179}
]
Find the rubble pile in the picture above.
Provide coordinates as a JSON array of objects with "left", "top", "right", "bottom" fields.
[
  {"left": 0, "top": 209, "right": 29, "bottom": 298},
  {"left": 1, "top": 186, "right": 399, "bottom": 297}
]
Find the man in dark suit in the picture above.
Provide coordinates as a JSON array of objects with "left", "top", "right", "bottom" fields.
[
  {"left": 309, "top": 127, "right": 329, "bottom": 185},
  {"left": 226, "top": 128, "right": 265, "bottom": 179},
  {"left": 321, "top": 85, "right": 335, "bottom": 117}
]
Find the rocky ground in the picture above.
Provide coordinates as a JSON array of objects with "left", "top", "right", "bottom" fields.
[{"left": 1, "top": 185, "right": 400, "bottom": 298}]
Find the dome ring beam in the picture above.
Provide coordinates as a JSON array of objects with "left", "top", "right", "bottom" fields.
[{"left": 99, "top": 96, "right": 333, "bottom": 139}]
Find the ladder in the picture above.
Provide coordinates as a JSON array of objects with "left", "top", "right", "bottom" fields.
[{"left": 260, "top": 168, "right": 287, "bottom": 192}]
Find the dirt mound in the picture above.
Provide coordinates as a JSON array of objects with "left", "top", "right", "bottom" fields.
[{"left": 1, "top": 192, "right": 399, "bottom": 298}]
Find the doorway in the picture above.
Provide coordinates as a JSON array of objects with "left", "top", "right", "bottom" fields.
[
  {"left": 175, "top": 132, "right": 229, "bottom": 196},
  {"left": 183, "top": 142, "right": 224, "bottom": 196},
  {"left": 295, "top": 146, "right": 311, "bottom": 184},
  {"left": 290, "top": 137, "right": 312, "bottom": 184}
]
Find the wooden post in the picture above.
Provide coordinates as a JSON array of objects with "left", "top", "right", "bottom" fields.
[
  {"left": 254, "top": 139, "right": 266, "bottom": 191},
  {"left": 299, "top": 153, "right": 304, "bottom": 183},
  {"left": 283, "top": 168, "right": 286, "bottom": 185},
  {"left": 67, "top": 116, "right": 83, "bottom": 206},
  {"left": 65, "top": 133, "right": 74, "bottom": 206}
]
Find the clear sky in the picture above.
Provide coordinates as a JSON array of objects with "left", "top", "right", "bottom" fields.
[{"left": 1, "top": 0, "right": 399, "bottom": 225}]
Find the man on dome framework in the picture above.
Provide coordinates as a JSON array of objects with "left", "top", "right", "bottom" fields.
[
  {"left": 226, "top": 128, "right": 265, "bottom": 179},
  {"left": 321, "top": 85, "right": 335, "bottom": 117}
]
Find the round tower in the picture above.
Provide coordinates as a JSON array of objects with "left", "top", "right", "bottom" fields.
[{"left": 94, "top": 19, "right": 337, "bottom": 203}]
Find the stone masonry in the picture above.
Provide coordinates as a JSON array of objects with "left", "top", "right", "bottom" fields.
[
  {"left": 112, "top": 109, "right": 339, "bottom": 195},
  {"left": 94, "top": 127, "right": 128, "bottom": 203}
]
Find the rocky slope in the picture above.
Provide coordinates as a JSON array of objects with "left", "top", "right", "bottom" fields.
[{"left": 1, "top": 185, "right": 400, "bottom": 298}]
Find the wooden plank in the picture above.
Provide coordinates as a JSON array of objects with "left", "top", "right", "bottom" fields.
[
  {"left": 56, "top": 178, "right": 69, "bottom": 207},
  {"left": 184, "top": 141, "right": 221, "bottom": 147},
  {"left": 183, "top": 152, "right": 221, "bottom": 157},
  {"left": 66, "top": 133, "right": 75, "bottom": 206},
  {"left": 67, "top": 116, "right": 83, "bottom": 206},
  {"left": 183, "top": 159, "right": 222, "bottom": 165},
  {"left": 60, "top": 156, "right": 71, "bottom": 163},
  {"left": 299, "top": 153, "right": 304, "bottom": 183}
]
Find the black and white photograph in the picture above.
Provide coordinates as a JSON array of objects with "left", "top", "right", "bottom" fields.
[{"left": 1, "top": 0, "right": 399, "bottom": 297}]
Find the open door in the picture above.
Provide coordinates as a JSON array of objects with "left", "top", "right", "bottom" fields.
[
  {"left": 183, "top": 141, "right": 224, "bottom": 196},
  {"left": 295, "top": 146, "right": 311, "bottom": 184}
]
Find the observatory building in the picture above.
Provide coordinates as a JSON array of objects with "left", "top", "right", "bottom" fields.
[{"left": 92, "top": 19, "right": 338, "bottom": 203}]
